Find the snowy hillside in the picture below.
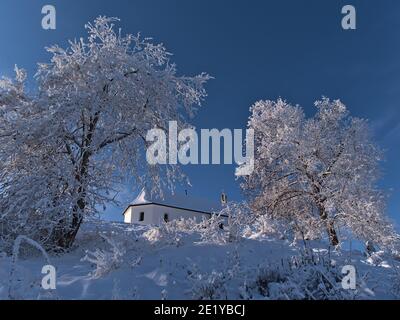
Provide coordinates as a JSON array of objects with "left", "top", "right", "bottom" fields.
[{"left": 1, "top": 219, "right": 399, "bottom": 300}]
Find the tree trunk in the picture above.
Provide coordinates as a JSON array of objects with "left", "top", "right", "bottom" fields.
[
  {"left": 318, "top": 204, "right": 339, "bottom": 247},
  {"left": 53, "top": 193, "right": 85, "bottom": 249},
  {"left": 56, "top": 123, "right": 95, "bottom": 249},
  {"left": 326, "top": 219, "right": 339, "bottom": 247},
  {"left": 61, "top": 155, "right": 90, "bottom": 249}
]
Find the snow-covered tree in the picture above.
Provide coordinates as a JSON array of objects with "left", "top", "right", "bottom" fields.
[
  {"left": 239, "top": 98, "right": 396, "bottom": 247},
  {"left": 0, "top": 66, "right": 69, "bottom": 251},
  {"left": 0, "top": 16, "right": 210, "bottom": 250}
]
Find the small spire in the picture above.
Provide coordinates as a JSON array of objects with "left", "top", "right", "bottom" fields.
[{"left": 220, "top": 192, "right": 228, "bottom": 206}]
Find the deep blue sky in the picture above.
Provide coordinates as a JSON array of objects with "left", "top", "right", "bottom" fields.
[{"left": 1, "top": 0, "right": 399, "bottom": 226}]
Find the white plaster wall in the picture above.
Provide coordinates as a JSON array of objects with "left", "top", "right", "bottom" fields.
[
  {"left": 123, "top": 207, "right": 132, "bottom": 223},
  {"left": 125, "top": 204, "right": 210, "bottom": 225}
]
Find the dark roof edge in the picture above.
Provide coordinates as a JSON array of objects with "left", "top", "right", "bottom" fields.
[{"left": 122, "top": 202, "right": 228, "bottom": 218}]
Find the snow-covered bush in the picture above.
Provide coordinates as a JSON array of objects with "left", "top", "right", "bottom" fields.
[
  {"left": 197, "top": 214, "right": 227, "bottom": 245},
  {"left": 366, "top": 250, "right": 387, "bottom": 267},
  {"left": 391, "top": 249, "right": 400, "bottom": 262},
  {"left": 82, "top": 234, "right": 126, "bottom": 279},
  {"left": 241, "top": 251, "right": 366, "bottom": 300},
  {"left": 188, "top": 269, "right": 228, "bottom": 300},
  {"left": 196, "top": 202, "right": 255, "bottom": 244},
  {"left": 275, "top": 258, "right": 351, "bottom": 300},
  {"left": 238, "top": 263, "right": 286, "bottom": 299},
  {"left": 186, "top": 249, "right": 242, "bottom": 300},
  {"left": 141, "top": 203, "right": 266, "bottom": 246},
  {"left": 221, "top": 202, "right": 253, "bottom": 242},
  {"left": 142, "top": 221, "right": 184, "bottom": 247},
  {"left": 187, "top": 247, "right": 368, "bottom": 300},
  {"left": 244, "top": 214, "right": 279, "bottom": 239},
  {"left": 0, "top": 110, "right": 76, "bottom": 254},
  {"left": 253, "top": 265, "right": 287, "bottom": 297}
]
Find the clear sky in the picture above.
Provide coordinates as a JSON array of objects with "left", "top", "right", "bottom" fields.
[{"left": 0, "top": 0, "right": 399, "bottom": 227}]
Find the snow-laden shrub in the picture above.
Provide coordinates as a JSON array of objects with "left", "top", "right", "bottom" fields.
[
  {"left": 391, "top": 250, "right": 400, "bottom": 262},
  {"left": 273, "top": 258, "right": 350, "bottom": 300},
  {"left": 188, "top": 248, "right": 368, "bottom": 300},
  {"left": 0, "top": 198, "right": 73, "bottom": 255},
  {"left": 241, "top": 252, "right": 365, "bottom": 300},
  {"left": 196, "top": 202, "right": 255, "bottom": 244},
  {"left": 142, "top": 221, "right": 184, "bottom": 247},
  {"left": 186, "top": 250, "right": 242, "bottom": 300},
  {"left": 138, "top": 202, "right": 276, "bottom": 246},
  {"left": 253, "top": 265, "right": 287, "bottom": 297},
  {"left": 366, "top": 250, "right": 387, "bottom": 267},
  {"left": 238, "top": 263, "right": 286, "bottom": 299},
  {"left": 244, "top": 214, "right": 279, "bottom": 239},
  {"left": 161, "top": 289, "right": 168, "bottom": 300},
  {"left": 82, "top": 234, "right": 125, "bottom": 279},
  {"left": 222, "top": 203, "right": 253, "bottom": 242},
  {"left": 197, "top": 214, "right": 227, "bottom": 245},
  {"left": 188, "top": 269, "right": 228, "bottom": 300},
  {"left": 167, "top": 217, "right": 199, "bottom": 233},
  {"left": 138, "top": 203, "right": 257, "bottom": 246},
  {"left": 75, "top": 220, "right": 141, "bottom": 254}
]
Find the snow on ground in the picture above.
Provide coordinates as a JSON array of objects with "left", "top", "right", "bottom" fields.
[{"left": 0, "top": 219, "right": 399, "bottom": 300}]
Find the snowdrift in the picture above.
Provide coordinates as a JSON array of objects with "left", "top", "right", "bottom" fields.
[{"left": 0, "top": 219, "right": 399, "bottom": 300}]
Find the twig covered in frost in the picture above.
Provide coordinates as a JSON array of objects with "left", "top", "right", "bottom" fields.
[
  {"left": 82, "top": 234, "right": 125, "bottom": 279},
  {"left": 8, "top": 235, "right": 51, "bottom": 299}
]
